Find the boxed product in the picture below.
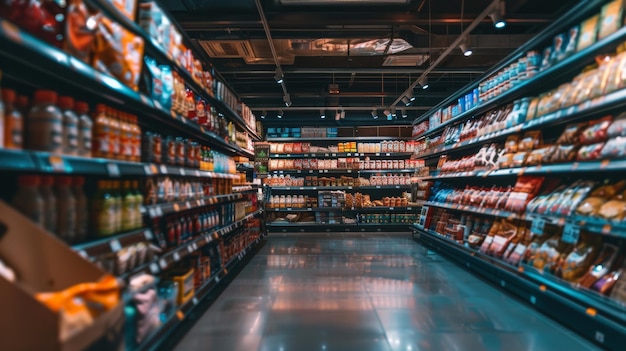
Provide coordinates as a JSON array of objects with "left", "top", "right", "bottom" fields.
[{"left": 107, "top": 0, "right": 138, "bottom": 21}]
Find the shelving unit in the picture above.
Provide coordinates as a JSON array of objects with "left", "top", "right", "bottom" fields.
[
  {"left": 0, "top": 1, "right": 263, "bottom": 349},
  {"left": 409, "top": 1, "right": 626, "bottom": 349}
]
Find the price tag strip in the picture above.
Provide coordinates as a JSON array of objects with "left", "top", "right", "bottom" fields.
[{"left": 562, "top": 221, "right": 581, "bottom": 244}]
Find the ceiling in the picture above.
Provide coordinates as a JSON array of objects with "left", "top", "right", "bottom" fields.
[{"left": 164, "top": 0, "right": 579, "bottom": 126}]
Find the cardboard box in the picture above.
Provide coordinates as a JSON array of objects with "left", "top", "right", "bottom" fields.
[{"left": 0, "top": 201, "right": 124, "bottom": 351}]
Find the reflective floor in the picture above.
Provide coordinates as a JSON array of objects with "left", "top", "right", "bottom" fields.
[{"left": 174, "top": 234, "right": 599, "bottom": 351}]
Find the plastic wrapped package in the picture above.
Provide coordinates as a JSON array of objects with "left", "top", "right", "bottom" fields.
[
  {"left": 598, "top": 0, "right": 624, "bottom": 40},
  {"left": 577, "top": 15, "right": 600, "bottom": 52}
]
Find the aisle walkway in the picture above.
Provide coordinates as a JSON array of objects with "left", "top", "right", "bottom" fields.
[{"left": 174, "top": 234, "right": 598, "bottom": 351}]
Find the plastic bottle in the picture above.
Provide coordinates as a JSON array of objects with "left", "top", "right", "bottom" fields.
[
  {"left": 93, "top": 104, "right": 111, "bottom": 158},
  {"left": 132, "top": 180, "right": 144, "bottom": 229},
  {"left": 119, "top": 113, "right": 132, "bottom": 161},
  {"left": 72, "top": 176, "right": 88, "bottom": 243},
  {"left": 108, "top": 108, "right": 121, "bottom": 160},
  {"left": 112, "top": 181, "right": 122, "bottom": 233},
  {"left": 92, "top": 180, "right": 115, "bottom": 236},
  {"left": 55, "top": 176, "right": 76, "bottom": 243},
  {"left": 2, "top": 89, "right": 23, "bottom": 149},
  {"left": 122, "top": 180, "right": 135, "bottom": 232},
  {"left": 40, "top": 175, "right": 57, "bottom": 233},
  {"left": 130, "top": 116, "right": 142, "bottom": 162},
  {"left": 74, "top": 101, "right": 92, "bottom": 158},
  {"left": 58, "top": 96, "right": 79, "bottom": 156},
  {"left": 27, "top": 90, "right": 63, "bottom": 154},
  {"left": 12, "top": 175, "right": 44, "bottom": 227}
]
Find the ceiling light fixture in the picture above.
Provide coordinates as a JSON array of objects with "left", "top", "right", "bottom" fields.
[
  {"left": 371, "top": 108, "right": 378, "bottom": 119},
  {"left": 260, "top": 110, "right": 267, "bottom": 119},
  {"left": 401, "top": 108, "right": 408, "bottom": 118},
  {"left": 283, "top": 93, "right": 291, "bottom": 106},
  {"left": 407, "top": 91, "right": 415, "bottom": 102},
  {"left": 391, "top": 107, "right": 397, "bottom": 118},
  {"left": 341, "top": 110, "right": 346, "bottom": 119},
  {"left": 459, "top": 36, "right": 473, "bottom": 56},
  {"left": 277, "top": 110, "right": 283, "bottom": 118},
  {"left": 320, "top": 109, "right": 326, "bottom": 119},
  {"left": 489, "top": 0, "right": 506, "bottom": 29},
  {"left": 274, "top": 68, "right": 284, "bottom": 84},
  {"left": 419, "top": 76, "right": 429, "bottom": 89},
  {"left": 335, "top": 110, "right": 341, "bottom": 120},
  {"left": 401, "top": 96, "right": 411, "bottom": 106}
]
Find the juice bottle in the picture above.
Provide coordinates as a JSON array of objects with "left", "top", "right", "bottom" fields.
[
  {"left": 121, "top": 180, "right": 135, "bottom": 232},
  {"left": 72, "top": 176, "right": 88, "bottom": 242},
  {"left": 132, "top": 180, "right": 144, "bottom": 229},
  {"left": 108, "top": 108, "right": 121, "bottom": 160},
  {"left": 55, "top": 176, "right": 76, "bottom": 243},
  {"left": 27, "top": 90, "right": 63, "bottom": 154},
  {"left": 2, "top": 89, "right": 23, "bottom": 149},
  {"left": 12, "top": 175, "right": 44, "bottom": 226},
  {"left": 40, "top": 175, "right": 57, "bottom": 233},
  {"left": 111, "top": 181, "right": 122, "bottom": 232},
  {"left": 92, "top": 180, "right": 115, "bottom": 236},
  {"left": 92, "top": 104, "right": 111, "bottom": 158},
  {"left": 58, "top": 96, "right": 79, "bottom": 156},
  {"left": 74, "top": 101, "right": 92, "bottom": 157}
]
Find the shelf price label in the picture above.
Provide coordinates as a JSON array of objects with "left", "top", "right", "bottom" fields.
[
  {"left": 109, "top": 239, "right": 122, "bottom": 252},
  {"left": 562, "top": 221, "right": 580, "bottom": 244},
  {"left": 49, "top": 156, "right": 67, "bottom": 172},
  {"left": 160, "top": 165, "right": 168, "bottom": 174},
  {"left": 530, "top": 216, "right": 546, "bottom": 235}
]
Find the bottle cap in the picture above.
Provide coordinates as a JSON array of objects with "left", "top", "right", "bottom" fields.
[
  {"left": 18, "top": 175, "right": 41, "bottom": 186},
  {"left": 74, "top": 101, "right": 89, "bottom": 114},
  {"left": 33, "top": 90, "right": 57, "bottom": 104},
  {"left": 1, "top": 89, "right": 16, "bottom": 103},
  {"left": 16, "top": 95, "right": 29, "bottom": 109},
  {"left": 58, "top": 96, "right": 74, "bottom": 109}
]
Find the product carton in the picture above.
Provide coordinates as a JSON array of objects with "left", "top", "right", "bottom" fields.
[{"left": 0, "top": 201, "right": 124, "bottom": 351}]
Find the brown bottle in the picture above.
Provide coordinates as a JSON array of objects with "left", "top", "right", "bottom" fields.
[
  {"left": 2, "top": 89, "right": 23, "bottom": 149},
  {"left": 27, "top": 90, "right": 63, "bottom": 154},
  {"left": 92, "top": 104, "right": 111, "bottom": 158}
]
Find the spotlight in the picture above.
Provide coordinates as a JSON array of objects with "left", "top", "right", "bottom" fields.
[
  {"left": 407, "top": 91, "right": 415, "bottom": 102},
  {"left": 320, "top": 109, "right": 326, "bottom": 119},
  {"left": 283, "top": 93, "right": 291, "bottom": 107},
  {"left": 419, "top": 76, "right": 429, "bottom": 89},
  {"left": 277, "top": 110, "right": 283, "bottom": 118},
  {"left": 274, "top": 68, "right": 284, "bottom": 84},
  {"left": 401, "top": 96, "right": 411, "bottom": 106},
  {"left": 260, "top": 110, "right": 267, "bottom": 119},
  {"left": 489, "top": 0, "right": 506, "bottom": 29},
  {"left": 401, "top": 108, "right": 408, "bottom": 118},
  {"left": 371, "top": 108, "right": 378, "bottom": 119},
  {"left": 335, "top": 110, "right": 341, "bottom": 120},
  {"left": 340, "top": 110, "right": 346, "bottom": 119},
  {"left": 391, "top": 107, "right": 397, "bottom": 118},
  {"left": 459, "top": 37, "right": 473, "bottom": 57}
]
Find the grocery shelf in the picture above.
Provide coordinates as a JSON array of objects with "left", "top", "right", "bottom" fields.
[
  {"left": 413, "top": 0, "right": 610, "bottom": 131},
  {"left": 269, "top": 152, "right": 413, "bottom": 159},
  {"left": 413, "top": 226, "right": 626, "bottom": 350},
  {"left": 267, "top": 222, "right": 413, "bottom": 233},
  {"left": 73, "top": 228, "right": 153, "bottom": 258},
  {"left": 134, "top": 232, "right": 266, "bottom": 351},
  {"left": 266, "top": 137, "right": 414, "bottom": 142},
  {"left": 0, "top": 18, "right": 248, "bottom": 158},
  {"left": 267, "top": 206, "right": 417, "bottom": 212},
  {"left": 144, "top": 194, "right": 244, "bottom": 219},
  {"left": 268, "top": 169, "right": 417, "bottom": 176},
  {"left": 125, "top": 210, "right": 262, "bottom": 281},
  {"left": 232, "top": 185, "right": 262, "bottom": 193},
  {"left": 87, "top": 0, "right": 261, "bottom": 143},
  {"left": 268, "top": 185, "right": 411, "bottom": 191},
  {"left": 424, "top": 201, "right": 626, "bottom": 239}
]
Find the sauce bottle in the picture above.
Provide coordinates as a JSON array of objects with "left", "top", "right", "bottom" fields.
[
  {"left": 120, "top": 113, "right": 132, "bottom": 161},
  {"left": 58, "top": 96, "right": 79, "bottom": 156},
  {"left": 2, "top": 89, "right": 23, "bottom": 149},
  {"left": 108, "top": 108, "right": 121, "bottom": 160},
  {"left": 132, "top": 180, "right": 144, "bottom": 229},
  {"left": 121, "top": 180, "right": 135, "bottom": 232},
  {"left": 74, "top": 101, "right": 92, "bottom": 158},
  {"left": 12, "top": 175, "right": 44, "bottom": 227},
  {"left": 130, "top": 116, "right": 142, "bottom": 162},
  {"left": 27, "top": 90, "right": 63, "bottom": 154},
  {"left": 40, "top": 175, "right": 57, "bottom": 233},
  {"left": 16, "top": 95, "right": 29, "bottom": 117},
  {"left": 93, "top": 104, "right": 111, "bottom": 159},
  {"left": 0, "top": 73, "right": 4, "bottom": 147},
  {"left": 55, "top": 176, "right": 76, "bottom": 243},
  {"left": 111, "top": 181, "right": 122, "bottom": 233},
  {"left": 72, "top": 176, "right": 88, "bottom": 243},
  {"left": 92, "top": 180, "right": 115, "bottom": 237}
]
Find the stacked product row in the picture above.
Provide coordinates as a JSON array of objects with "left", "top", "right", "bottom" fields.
[
  {"left": 263, "top": 174, "right": 412, "bottom": 187},
  {"left": 268, "top": 158, "right": 422, "bottom": 171},
  {"left": 269, "top": 140, "right": 419, "bottom": 154}
]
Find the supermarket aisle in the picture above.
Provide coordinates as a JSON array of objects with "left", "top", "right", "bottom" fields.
[{"left": 173, "top": 234, "right": 598, "bottom": 351}]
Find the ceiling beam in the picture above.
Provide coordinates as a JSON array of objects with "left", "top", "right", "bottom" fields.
[{"left": 218, "top": 68, "right": 485, "bottom": 74}]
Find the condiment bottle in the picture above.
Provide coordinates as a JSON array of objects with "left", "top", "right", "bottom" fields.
[
  {"left": 122, "top": 180, "right": 135, "bottom": 232},
  {"left": 108, "top": 108, "right": 121, "bottom": 159},
  {"left": 40, "top": 175, "right": 57, "bottom": 233},
  {"left": 58, "top": 96, "right": 79, "bottom": 156},
  {"left": 55, "top": 176, "right": 76, "bottom": 243},
  {"left": 0, "top": 73, "right": 4, "bottom": 147},
  {"left": 12, "top": 175, "right": 44, "bottom": 226},
  {"left": 130, "top": 116, "right": 142, "bottom": 162},
  {"left": 72, "top": 176, "right": 88, "bottom": 243},
  {"left": 120, "top": 113, "right": 132, "bottom": 161},
  {"left": 132, "top": 180, "right": 144, "bottom": 229},
  {"left": 74, "top": 101, "right": 92, "bottom": 158},
  {"left": 92, "top": 180, "right": 115, "bottom": 237},
  {"left": 2, "top": 89, "right": 23, "bottom": 149},
  {"left": 93, "top": 104, "right": 111, "bottom": 158},
  {"left": 15, "top": 95, "right": 29, "bottom": 117},
  {"left": 27, "top": 90, "right": 63, "bottom": 154},
  {"left": 111, "top": 181, "right": 122, "bottom": 233}
]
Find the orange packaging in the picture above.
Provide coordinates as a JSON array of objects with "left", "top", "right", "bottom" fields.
[{"left": 108, "top": 0, "right": 138, "bottom": 21}]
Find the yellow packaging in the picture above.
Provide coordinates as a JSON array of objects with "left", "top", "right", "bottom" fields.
[
  {"left": 577, "top": 15, "right": 600, "bottom": 52},
  {"left": 170, "top": 268, "right": 195, "bottom": 305},
  {"left": 599, "top": 0, "right": 624, "bottom": 40}
]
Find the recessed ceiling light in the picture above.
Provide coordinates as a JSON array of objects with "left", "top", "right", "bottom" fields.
[{"left": 489, "top": 0, "right": 506, "bottom": 29}]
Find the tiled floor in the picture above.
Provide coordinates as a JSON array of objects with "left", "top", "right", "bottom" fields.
[{"left": 174, "top": 234, "right": 599, "bottom": 351}]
